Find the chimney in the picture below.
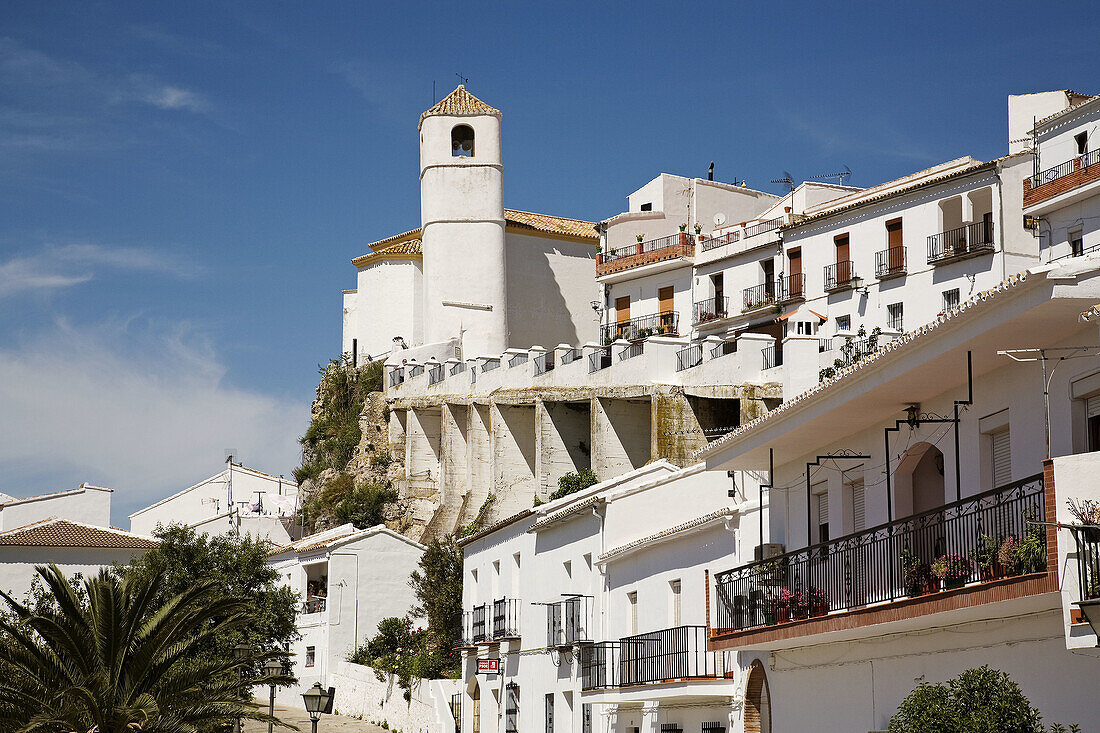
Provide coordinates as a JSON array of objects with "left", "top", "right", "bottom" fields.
[{"left": 708, "top": 162, "right": 715, "bottom": 181}]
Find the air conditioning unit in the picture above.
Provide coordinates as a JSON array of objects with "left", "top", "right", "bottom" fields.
[{"left": 754, "top": 543, "right": 785, "bottom": 562}]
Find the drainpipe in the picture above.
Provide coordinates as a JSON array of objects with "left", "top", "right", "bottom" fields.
[{"left": 994, "top": 164, "right": 1008, "bottom": 282}]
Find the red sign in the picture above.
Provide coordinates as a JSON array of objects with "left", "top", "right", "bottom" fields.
[{"left": 476, "top": 658, "right": 500, "bottom": 674}]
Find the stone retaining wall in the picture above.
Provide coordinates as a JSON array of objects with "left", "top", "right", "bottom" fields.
[{"left": 330, "top": 661, "right": 460, "bottom": 733}]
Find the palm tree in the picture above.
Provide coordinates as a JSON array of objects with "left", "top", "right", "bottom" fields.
[{"left": 0, "top": 564, "right": 296, "bottom": 733}]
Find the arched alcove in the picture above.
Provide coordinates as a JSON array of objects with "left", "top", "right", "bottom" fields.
[
  {"left": 452, "top": 124, "right": 475, "bottom": 156},
  {"left": 893, "top": 441, "right": 946, "bottom": 518},
  {"left": 744, "top": 660, "right": 772, "bottom": 733},
  {"left": 466, "top": 675, "right": 481, "bottom": 733}
]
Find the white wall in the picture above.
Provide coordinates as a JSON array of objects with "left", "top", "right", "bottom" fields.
[
  {"left": 0, "top": 545, "right": 149, "bottom": 600},
  {"left": 350, "top": 258, "right": 424, "bottom": 358},
  {"left": 0, "top": 485, "right": 112, "bottom": 530},
  {"left": 505, "top": 231, "right": 599, "bottom": 349}
]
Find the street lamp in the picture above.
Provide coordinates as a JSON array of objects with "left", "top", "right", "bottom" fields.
[
  {"left": 233, "top": 642, "right": 253, "bottom": 733},
  {"left": 301, "top": 682, "right": 335, "bottom": 733},
  {"left": 263, "top": 657, "right": 285, "bottom": 733}
]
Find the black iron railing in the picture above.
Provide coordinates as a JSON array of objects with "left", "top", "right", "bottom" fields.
[
  {"left": 449, "top": 362, "right": 467, "bottom": 376},
  {"left": 712, "top": 474, "right": 1045, "bottom": 634},
  {"left": 533, "top": 351, "right": 555, "bottom": 376},
  {"left": 711, "top": 340, "right": 737, "bottom": 359},
  {"left": 508, "top": 353, "right": 528, "bottom": 368},
  {"left": 463, "top": 604, "right": 488, "bottom": 644},
  {"left": 744, "top": 217, "right": 784, "bottom": 239},
  {"left": 875, "top": 247, "right": 907, "bottom": 278},
  {"left": 601, "top": 311, "right": 679, "bottom": 342},
  {"left": 701, "top": 231, "right": 740, "bottom": 251},
  {"left": 428, "top": 364, "right": 444, "bottom": 385},
  {"left": 493, "top": 597, "right": 521, "bottom": 639},
  {"left": 1083, "top": 148, "right": 1100, "bottom": 170},
  {"left": 619, "top": 342, "right": 644, "bottom": 361},
  {"left": 693, "top": 296, "right": 730, "bottom": 324},
  {"left": 824, "top": 260, "right": 856, "bottom": 290},
  {"left": 408, "top": 364, "right": 424, "bottom": 377},
  {"left": 482, "top": 358, "right": 501, "bottom": 373},
  {"left": 1072, "top": 526, "right": 1100, "bottom": 602},
  {"left": 778, "top": 273, "right": 804, "bottom": 302},
  {"left": 743, "top": 282, "right": 776, "bottom": 311},
  {"left": 928, "top": 221, "right": 995, "bottom": 264},
  {"left": 826, "top": 336, "right": 882, "bottom": 368},
  {"left": 581, "top": 626, "right": 716, "bottom": 690},
  {"left": 676, "top": 344, "right": 702, "bottom": 372},
  {"left": 1031, "top": 159, "right": 1076, "bottom": 189},
  {"left": 302, "top": 598, "right": 326, "bottom": 614},
  {"left": 761, "top": 344, "right": 782, "bottom": 370},
  {"left": 450, "top": 694, "right": 461, "bottom": 733},
  {"left": 546, "top": 596, "right": 592, "bottom": 647},
  {"left": 589, "top": 347, "right": 611, "bottom": 373},
  {"left": 389, "top": 369, "right": 404, "bottom": 387},
  {"left": 560, "top": 348, "right": 582, "bottom": 365},
  {"left": 602, "top": 233, "right": 692, "bottom": 263}
]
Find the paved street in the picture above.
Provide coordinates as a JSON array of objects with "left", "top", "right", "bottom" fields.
[{"left": 243, "top": 704, "right": 386, "bottom": 732}]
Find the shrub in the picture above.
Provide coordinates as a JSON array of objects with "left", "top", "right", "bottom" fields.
[
  {"left": 301, "top": 473, "right": 397, "bottom": 531},
  {"left": 549, "top": 469, "right": 598, "bottom": 502},
  {"left": 295, "top": 355, "right": 382, "bottom": 483}
]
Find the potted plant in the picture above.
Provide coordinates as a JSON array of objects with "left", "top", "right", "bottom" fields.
[
  {"left": 932, "top": 554, "right": 970, "bottom": 590},
  {"left": 998, "top": 536, "right": 1022, "bottom": 576},
  {"left": 679, "top": 223, "right": 687, "bottom": 232},
  {"left": 636, "top": 233, "right": 645, "bottom": 242},
  {"left": 791, "top": 590, "right": 809, "bottom": 621},
  {"left": 774, "top": 588, "right": 795, "bottom": 623},
  {"left": 637, "top": 328, "right": 652, "bottom": 339},
  {"left": 901, "top": 549, "right": 933, "bottom": 597},
  {"left": 694, "top": 223, "right": 702, "bottom": 235},
  {"left": 1015, "top": 518, "right": 1047, "bottom": 574},
  {"left": 970, "top": 534, "right": 1002, "bottom": 581},
  {"left": 1067, "top": 498, "right": 1100, "bottom": 542},
  {"left": 807, "top": 587, "right": 828, "bottom": 617}
]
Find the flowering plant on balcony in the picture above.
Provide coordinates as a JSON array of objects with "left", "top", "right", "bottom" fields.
[
  {"left": 773, "top": 588, "right": 796, "bottom": 622},
  {"left": 806, "top": 587, "right": 828, "bottom": 616},
  {"left": 636, "top": 233, "right": 645, "bottom": 242},
  {"left": 901, "top": 548, "right": 933, "bottom": 597},
  {"left": 931, "top": 554, "right": 970, "bottom": 589}
]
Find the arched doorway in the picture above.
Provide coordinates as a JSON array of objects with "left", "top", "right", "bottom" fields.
[
  {"left": 894, "top": 442, "right": 947, "bottom": 563},
  {"left": 466, "top": 675, "right": 481, "bottom": 733},
  {"left": 744, "top": 660, "right": 771, "bottom": 733}
]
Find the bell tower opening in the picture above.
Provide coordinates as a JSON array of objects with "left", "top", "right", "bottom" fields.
[{"left": 452, "top": 124, "right": 475, "bottom": 157}]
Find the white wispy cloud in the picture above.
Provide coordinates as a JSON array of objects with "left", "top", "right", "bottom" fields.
[
  {"left": 0, "top": 318, "right": 307, "bottom": 522},
  {"left": 0, "top": 243, "right": 193, "bottom": 299}
]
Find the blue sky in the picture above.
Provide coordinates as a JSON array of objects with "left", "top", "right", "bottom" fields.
[{"left": 1, "top": 1, "right": 1097, "bottom": 523}]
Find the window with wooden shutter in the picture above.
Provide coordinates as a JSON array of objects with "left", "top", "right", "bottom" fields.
[
  {"left": 658, "top": 286, "right": 675, "bottom": 318},
  {"left": 814, "top": 487, "right": 829, "bottom": 543},
  {"left": 615, "top": 296, "right": 630, "bottom": 324},
  {"left": 851, "top": 481, "right": 866, "bottom": 532},
  {"left": 991, "top": 430, "right": 1011, "bottom": 488}
]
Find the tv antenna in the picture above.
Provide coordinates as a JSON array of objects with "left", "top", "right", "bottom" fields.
[
  {"left": 810, "top": 165, "right": 853, "bottom": 186},
  {"left": 770, "top": 170, "right": 795, "bottom": 192},
  {"left": 456, "top": 72, "right": 469, "bottom": 86}
]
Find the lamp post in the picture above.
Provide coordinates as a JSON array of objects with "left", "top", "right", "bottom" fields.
[
  {"left": 301, "top": 682, "right": 335, "bottom": 733},
  {"left": 263, "top": 657, "right": 284, "bottom": 733},
  {"left": 233, "top": 642, "right": 253, "bottom": 733}
]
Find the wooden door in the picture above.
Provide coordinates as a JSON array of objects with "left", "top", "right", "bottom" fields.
[
  {"left": 615, "top": 296, "right": 630, "bottom": 324},
  {"left": 787, "top": 249, "right": 802, "bottom": 297},
  {"left": 658, "top": 286, "right": 674, "bottom": 315},
  {"left": 886, "top": 219, "right": 904, "bottom": 270}
]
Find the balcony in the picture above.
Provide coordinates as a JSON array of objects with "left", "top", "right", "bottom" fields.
[
  {"left": 693, "top": 296, "right": 730, "bottom": 325},
  {"left": 492, "top": 597, "right": 521, "bottom": 639},
  {"left": 1025, "top": 149, "right": 1100, "bottom": 208},
  {"left": 1072, "top": 527, "right": 1100, "bottom": 610},
  {"left": 824, "top": 260, "right": 858, "bottom": 292},
  {"left": 761, "top": 344, "right": 782, "bottom": 370},
  {"left": 533, "top": 351, "right": 554, "bottom": 376},
  {"left": 581, "top": 626, "right": 718, "bottom": 691},
  {"left": 428, "top": 364, "right": 444, "bottom": 385},
  {"left": 461, "top": 598, "right": 521, "bottom": 645},
  {"left": 597, "top": 233, "right": 695, "bottom": 278},
  {"left": 927, "top": 221, "right": 995, "bottom": 265},
  {"left": 675, "top": 343, "right": 703, "bottom": 372},
  {"left": 700, "top": 231, "right": 740, "bottom": 252},
  {"left": 546, "top": 596, "right": 593, "bottom": 647},
  {"left": 875, "top": 247, "right": 907, "bottom": 279},
  {"left": 462, "top": 604, "right": 489, "bottom": 645},
  {"left": 711, "top": 474, "right": 1048, "bottom": 645},
  {"left": 301, "top": 597, "right": 326, "bottom": 615},
  {"left": 589, "top": 347, "right": 612, "bottom": 373},
  {"left": 388, "top": 368, "right": 404, "bottom": 388},
  {"left": 600, "top": 311, "right": 679, "bottom": 343},
  {"left": 777, "top": 273, "right": 804, "bottom": 303},
  {"left": 742, "top": 283, "right": 777, "bottom": 312},
  {"left": 743, "top": 216, "right": 784, "bottom": 239}
]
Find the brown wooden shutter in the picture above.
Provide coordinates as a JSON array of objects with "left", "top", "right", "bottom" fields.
[
  {"left": 787, "top": 248, "right": 802, "bottom": 275},
  {"left": 615, "top": 296, "right": 630, "bottom": 323},
  {"left": 658, "top": 286, "right": 674, "bottom": 314},
  {"left": 834, "top": 234, "right": 850, "bottom": 263}
]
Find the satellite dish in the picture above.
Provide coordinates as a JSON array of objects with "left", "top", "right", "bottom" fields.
[{"left": 713, "top": 212, "right": 727, "bottom": 227}]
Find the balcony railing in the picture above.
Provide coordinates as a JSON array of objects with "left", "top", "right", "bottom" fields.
[
  {"left": 598, "top": 234, "right": 695, "bottom": 274},
  {"left": 824, "top": 260, "right": 857, "bottom": 291},
  {"left": 589, "top": 347, "right": 611, "bottom": 373},
  {"left": 701, "top": 231, "right": 740, "bottom": 252},
  {"left": 712, "top": 474, "right": 1045, "bottom": 635},
  {"left": 602, "top": 233, "right": 688, "bottom": 263},
  {"left": 742, "top": 282, "right": 776, "bottom": 311},
  {"left": 302, "top": 597, "right": 326, "bottom": 614},
  {"left": 481, "top": 358, "right": 501, "bottom": 373},
  {"left": 743, "top": 217, "right": 784, "bottom": 239},
  {"left": 777, "top": 273, "right": 804, "bottom": 302},
  {"left": 875, "top": 247, "right": 907, "bottom": 278},
  {"left": 693, "top": 296, "right": 730, "bottom": 324},
  {"left": 546, "top": 596, "right": 592, "bottom": 647},
  {"left": 580, "top": 626, "right": 716, "bottom": 690},
  {"left": 761, "top": 344, "right": 782, "bottom": 370},
  {"left": 508, "top": 353, "right": 528, "bottom": 368},
  {"left": 493, "top": 597, "right": 521, "bottom": 639},
  {"left": 619, "top": 342, "right": 644, "bottom": 361},
  {"left": 1030, "top": 158, "right": 1077, "bottom": 189},
  {"left": 560, "top": 348, "right": 582, "bottom": 365},
  {"left": 601, "top": 311, "right": 679, "bottom": 343},
  {"left": 927, "top": 221, "right": 995, "bottom": 264},
  {"left": 711, "top": 340, "right": 736, "bottom": 359},
  {"left": 463, "top": 604, "right": 488, "bottom": 644},
  {"left": 389, "top": 369, "right": 404, "bottom": 387},
  {"left": 533, "top": 351, "right": 555, "bottom": 376},
  {"left": 408, "top": 364, "right": 424, "bottom": 378},
  {"left": 676, "top": 344, "right": 703, "bottom": 372},
  {"left": 428, "top": 364, "right": 444, "bottom": 385},
  {"left": 1072, "top": 526, "right": 1100, "bottom": 603},
  {"left": 450, "top": 362, "right": 467, "bottom": 376}
]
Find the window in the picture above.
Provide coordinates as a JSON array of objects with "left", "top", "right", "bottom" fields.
[
  {"left": 615, "top": 296, "right": 631, "bottom": 324},
  {"left": 849, "top": 480, "right": 866, "bottom": 533},
  {"left": 582, "top": 704, "right": 592, "bottom": 733},
  {"left": 835, "top": 315, "right": 851, "bottom": 333},
  {"left": 452, "top": 124, "right": 475, "bottom": 157},
  {"left": 627, "top": 591, "right": 638, "bottom": 634},
  {"left": 669, "top": 579, "right": 682, "bottom": 626},
  {"left": 658, "top": 286, "right": 675, "bottom": 315},
  {"left": 702, "top": 724, "right": 726, "bottom": 733},
  {"left": 640, "top": 202, "right": 652, "bottom": 212},
  {"left": 942, "top": 288, "right": 960, "bottom": 312},
  {"left": 886, "top": 218, "right": 903, "bottom": 248},
  {"left": 991, "top": 429, "right": 1011, "bottom": 487},
  {"left": 1087, "top": 394, "right": 1100, "bottom": 451},
  {"left": 712, "top": 272, "right": 724, "bottom": 301},
  {"left": 1076, "top": 131, "right": 1089, "bottom": 156},
  {"left": 305, "top": 646, "right": 315, "bottom": 667},
  {"left": 813, "top": 487, "right": 829, "bottom": 544},
  {"left": 834, "top": 233, "right": 850, "bottom": 264},
  {"left": 563, "top": 560, "right": 572, "bottom": 579},
  {"left": 505, "top": 683, "right": 519, "bottom": 733},
  {"left": 545, "top": 693, "right": 554, "bottom": 733},
  {"left": 887, "top": 302, "right": 904, "bottom": 331},
  {"left": 1071, "top": 229, "right": 1084, "bottom": 257}
]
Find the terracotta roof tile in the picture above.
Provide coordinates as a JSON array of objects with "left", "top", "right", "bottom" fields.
[
  {"left": 351, "top": 238, "right": 423, "bottom": 267},
  {"left": 0, "top": 519, "right": 158, "bottom": 549},
  {"left": 420, "top": 85, "right": 501, "bottom": 128}
]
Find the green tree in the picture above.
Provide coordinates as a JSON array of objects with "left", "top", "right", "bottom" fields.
[
  {"left": 889, "top": 666, "right": 1074, "bottom": 733},
  {"left": 0, "top": 564, "right": 292, "bottom": 733},
  {"left": 301, "top": 473, "right": 397, "bottom": 531},
  {"left": 409, "top": 537, "right": 463, "bottom": 670},
  {"left": 122, "top": 524, "right": 299, "bottom": 681},
  {"left": 295, "top": 356, "right": 382, "bottom": 484},
  {"left": 549, "top": 468, "right": 598, "bottom": 502}
]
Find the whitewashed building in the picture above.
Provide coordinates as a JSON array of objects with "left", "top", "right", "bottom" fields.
[
  {"left": 129, "top": 461, "right": 301, "bottom": 544},
  {"left": 267, "top": 522, "right": 426, "bottom": 703}
]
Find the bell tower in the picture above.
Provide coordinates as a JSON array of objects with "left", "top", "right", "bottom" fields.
[{"left": 419, "top": 85, "right": 507, "bottom": 357}]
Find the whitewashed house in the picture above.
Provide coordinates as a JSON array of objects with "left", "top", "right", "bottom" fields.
[
  {"left": 267, "top": 522, "right": 426, "bottom": 703},
  {"left": 129, "top": 460, "right": 301, "bottom": 544},
  {"left": 455, "top": 460, "right": 767, "bottom": 733}
]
